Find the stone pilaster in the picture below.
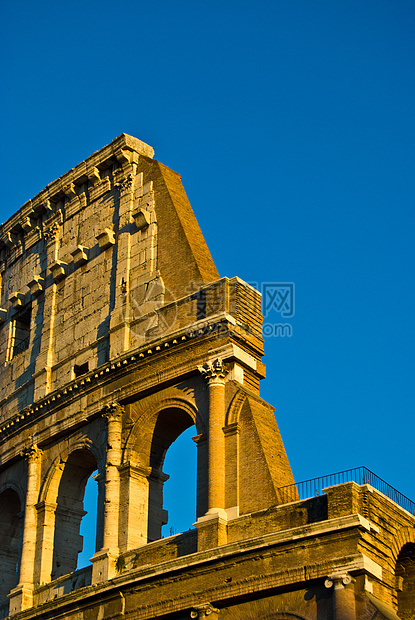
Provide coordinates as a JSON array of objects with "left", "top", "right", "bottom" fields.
[
  {"left": 91, "top": 403, "right": 123, "bottom": 583},
  {"left": 33, "top": 500, "right": 57, "bottom": 585},
  {"left": 118, "top": 462, "right": 152, "bottom": 551},
  {"left": 9, "top": 445, "right": 42, "bottom": 614},
  {"left": 325, "top": 572, "right": 356, "bottom": 620},
  {"left": 195, "top": 359, "right": 229, "bottom": 550}
]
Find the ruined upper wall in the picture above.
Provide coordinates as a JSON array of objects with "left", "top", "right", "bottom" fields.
[{"left": 0, "top": 135, "right": 225, "bottom": 416}]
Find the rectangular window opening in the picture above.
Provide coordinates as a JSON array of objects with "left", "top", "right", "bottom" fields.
[
  {"left": 74, "top": 362, "right": 89, "bottom": 378},
  {"left": 12, "top": 307, "right": 31, "bottom": 358}
]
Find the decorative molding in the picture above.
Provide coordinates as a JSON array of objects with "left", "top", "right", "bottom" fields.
[
  {"left": 5, "top": 232, "right": 17, "bottom": 249},
  {"left": 28, "top": 276, "right": 45, "bottom": 297},
  {"left": 21, "top": 444, "right": 43, "bottom": 462},
  {"left": 115, "top": 173, "right": 133, "bottom": 192},
  {"left": 96, "top": 229, "right": 115, "bottom": 250},
  {"left": 115, "top": 149, "right": 132, "bottom": 165},
  {"left": 198, "top": 358, "right": 230, "bottom": 383},
  {"left": 50, "top": 261, "right": 68, "bottom": 283},
  {"left": 102, "top": 402, "right": 124, "bottom": 422},
  {"left": 87, "top": 167, "right": 101, "bottom": 186},
  {"left": 9, "top": 291, "right": 25, "bottom": 309},
  {"left": 0, "top": 308, "right": 7, "bottom": 323},
  {"left": 190, "top": 603, "right": 219, "bottom": 618},
  {"left": 21, "top": 217, "right": 34, "bottom": 233},
  {"left": 325, "top": 572, "right": 354, "bottom": 589},
  {"left": 25, "top": 227, "right": 42, "bottom": 250},
  {"left": 63, "top": 183, "right": 77, "bottom": 200},
  {"left": 133, "top": 208, "right": 151, "bottom": 231},
  {"left": 89, "top": 177, "right": 111, "bottom": 201},
  {"left": 71, "top": 245, "right": 89, "bottom": 267}
]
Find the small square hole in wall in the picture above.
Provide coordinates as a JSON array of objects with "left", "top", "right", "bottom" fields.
[
  {"left": 74, "top": 362, "right": 89, "bottom": 378},
  {"left": 12, "top": 307, "right": 31, "bottom": 358}
]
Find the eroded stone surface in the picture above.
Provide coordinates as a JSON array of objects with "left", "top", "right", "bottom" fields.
[{"left": 0, "top": 136, "right": 413, "bottom": 620}]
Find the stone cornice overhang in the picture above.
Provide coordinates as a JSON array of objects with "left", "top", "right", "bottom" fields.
[
  {"left": 0, "top": 134, "right": 154, "bottom": 250},
  {"left": 0, "top": 313, "right": 264, "bottom": 464},
  {"left": 13, "top": 514, "right": 378, "bottom": 620}
]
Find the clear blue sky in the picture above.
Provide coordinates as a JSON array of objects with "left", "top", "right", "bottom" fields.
[{"left": 1, "top": 1, "right": 414, "bottom": 555}]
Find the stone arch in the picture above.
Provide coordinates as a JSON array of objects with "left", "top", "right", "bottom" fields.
[
  {"left": 391, "top": 526, "right": 415, "bottom": 565},
  {"left": 226, "top": 387, "right": 247, "bottom": 426},
  {"left": 0, "top": 480, "right": 25, "bottom": 508},
  {"left": 51, "top": 447, "right": 99, "bottom": 580},
  {"left": 0, "top": 486, "right": 23, "bottom": 608},
  {"left": 394, "top": 529, "right": 415, "bottom": 619},
  {"left": 35, "top": 437, "right": 104, "bottom": 584},
  {"left": 122, "top": 388, "right": 202, "bottom": 545},
  {"left": 39, "top": 437, "right": 104, "bottom": 506},
  {"left": 124, "top": 387, "right": 202, "bottom": 466}
]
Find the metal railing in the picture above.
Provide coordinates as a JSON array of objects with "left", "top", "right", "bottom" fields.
[{"left": 278, "top": 466, "right": 415, "bottom": 515}]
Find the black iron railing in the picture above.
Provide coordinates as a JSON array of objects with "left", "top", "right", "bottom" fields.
[{"left": 278, "top": 466, "right": 415, "bottom": 515}]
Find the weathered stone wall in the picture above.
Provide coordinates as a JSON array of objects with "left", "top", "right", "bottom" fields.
[{"left": 0, "top": 135, "right": 413, "bottom": 620}]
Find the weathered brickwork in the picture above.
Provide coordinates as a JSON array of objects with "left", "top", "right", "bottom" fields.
[{"left": 0, "top": 135, "right": 413, "bottom": 620}]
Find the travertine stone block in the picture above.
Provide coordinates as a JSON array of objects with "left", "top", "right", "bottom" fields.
[
  {"left": 71, "top": 245, "right": 89, "bottom": 266},
  {"left": 5, "top": 231, "right": 17, "bottom": 248},
  {"left": 21, "top": 217, "right": 34, "bottom": 233},
  {"left": 133, "top": 208, "right": 151, "bottom": 231},
  {"left": 9, "top": 291, "right": 25, "bottom": 308},
  {"left": 28, "top": 276, "right": 45, "bottom": 297},
  {"left": 50, "top": 261, "right": 68, "bottom": 283},
  {"left": 87, "top": 166, "right": 101, "bottom": 186},
  {"left": 96, "top": 228, "right": 115, "bottom": 250}
]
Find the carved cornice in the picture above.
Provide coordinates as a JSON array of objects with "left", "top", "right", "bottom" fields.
[
  {"left": 0, "top": 135, "right": 154, "bottom": 248},
  {"left": 0, "top": 316, "right": 236, "bottom": 444}
]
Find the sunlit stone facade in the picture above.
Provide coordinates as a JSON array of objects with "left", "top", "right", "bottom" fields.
[{"left": 0, "top": 135, "right": 413, "bottom": 619}]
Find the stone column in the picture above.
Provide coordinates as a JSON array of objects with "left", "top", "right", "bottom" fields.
[
  {"left": 9, "top": 445, "right": 42, "bottom": 614},
  {"left": 195, "top": 359, "right": 229, "bottom": 550},
  {"left": 325, "top": 573, "right": 356, "bottom": 620},
  {"left": 118, "top": 462, "right": 152, "bottom": 551},
  {"left": 91, "top": 403, "right": 123, "bottom": 583},
  {"left": 33, "top": 500, "right": 57, "bottom": 585}
]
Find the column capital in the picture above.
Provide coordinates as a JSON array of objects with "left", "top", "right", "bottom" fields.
[
  {"left": 190, "top": 603, "right": 220, "bottom": 618},
  {"left": 102, "top": 402, "right": 124, "bottom": 421},
  {"left": 21, "top": 444, "right": 42, "bottom": 462},
  {"left": 325, "top": 572, "right": 354, "bottom": 589},
  {"left": 198, "top": 358, "right": 230, "bottom": 384}
]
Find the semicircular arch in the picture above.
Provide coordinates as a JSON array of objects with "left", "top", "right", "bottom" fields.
[
  {"left": 0, "top": 480, "right": 25, "bottom": 508},
  {"left": 391, "top": 526, "right": 415, "bottom": 565},
  {"left": 40, "top": 438, "right": 103, "bottom": 505},
  {"left": 226, "top": 388, "right": 248, "bottom": 426},
  {"left": 124, "top": 388, "right": 202, "bottom": 465}
]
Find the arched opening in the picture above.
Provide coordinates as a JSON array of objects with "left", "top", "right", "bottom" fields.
[
  {"left": 396, "top": 542, "right": 415, "bottom": 619},
  {"left": 0, "top": 488, "right": 22, "bottom": 609},
  {"left": 161, "top": 426, "right": 197, "bottom": 538},
  {"left": 148, "top": 408, "right": 195, "bottom": 542},
  {"left": 77, "top": 469, "right": 98, "bottom": 570},
  {"left": 51, "top": 449, "right": 98, "bottom": 579}
]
